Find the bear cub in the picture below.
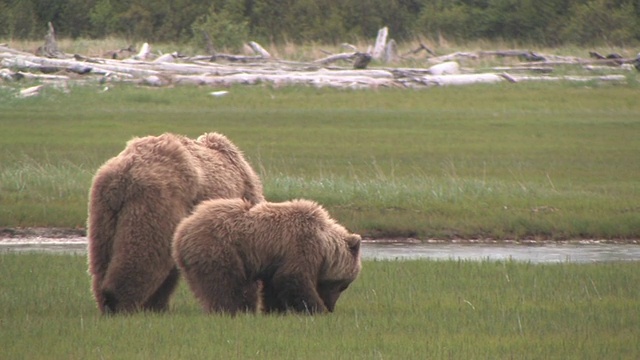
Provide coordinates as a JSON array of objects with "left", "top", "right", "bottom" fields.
[{"left": 172, "top": 198, "right": 362, "bottom": 315}]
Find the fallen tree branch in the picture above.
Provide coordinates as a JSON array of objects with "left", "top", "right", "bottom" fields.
[
  {"left": 402, "top": 42, "right": 437, "bottom": 57},
  {"left": 248, "top": 41, "right": 271, "bottom": 58},
  {"left": 314, "top": 52, "right": 357, "bottom": 65}
]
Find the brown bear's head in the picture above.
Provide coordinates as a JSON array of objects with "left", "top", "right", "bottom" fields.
[{"left": 318, "top": 233, "right": 362, "bottom": 312}]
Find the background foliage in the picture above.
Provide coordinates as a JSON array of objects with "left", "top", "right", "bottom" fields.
[{"left": 1, "top": 0, "right": 639, "bottom": 47}]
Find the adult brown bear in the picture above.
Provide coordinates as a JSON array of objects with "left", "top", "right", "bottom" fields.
[
  {"left": 87, "top": 132, "right": 264, "bottom": 315},
  {"left": 172, "top": 198, "right": 362, "bottom": 315}
]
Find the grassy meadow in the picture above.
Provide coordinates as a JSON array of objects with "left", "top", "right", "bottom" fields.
[
  {"left": 1, "top": 253, "right": 639, "bottom": 359},
  {"left": 2, "top": 40, "right": 638, "bottom": 359},
  {"left": 1, "top": 80, "right": 639, "bottom": 240}
]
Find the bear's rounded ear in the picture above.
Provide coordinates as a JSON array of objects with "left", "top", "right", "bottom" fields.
[
  {"left": 347, "top": 234, "right": 361, "bottom": 255},
  {"left": 196, "top": 133, "right": 208, "bottom": 143}
]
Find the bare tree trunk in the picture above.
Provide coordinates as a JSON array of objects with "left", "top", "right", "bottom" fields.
[
  {"left": 372, "top": 27, "right": 388, "bottom": 60},
  {"left": 35, "top": 22, "right": 67, "bottom": 59},
  {"left": 202, "top": 31, "right": 216, "bottom": 56},
  {"left": 384, "top": 40, "right": 398, "bottom": 63}
]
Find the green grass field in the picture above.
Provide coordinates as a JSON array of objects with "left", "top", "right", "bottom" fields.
[
  {"left": 1, "top": 254, "right": 638, "bottom": 359},
  {"left": 1, "top": 81, "right": 639, "bottom": 239}
]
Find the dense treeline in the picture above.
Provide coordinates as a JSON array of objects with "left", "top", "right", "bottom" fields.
[{"left": 1, "top": 0, "right": 639, "bottom": 48}]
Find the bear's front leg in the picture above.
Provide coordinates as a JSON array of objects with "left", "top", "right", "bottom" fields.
[{"left": 271, "top": 273, "right": 327, "bottom": 314}]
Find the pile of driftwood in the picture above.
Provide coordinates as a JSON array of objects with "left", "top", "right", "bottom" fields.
[{"left": 1, "top": 24, "right": 638, "bottom": 96}]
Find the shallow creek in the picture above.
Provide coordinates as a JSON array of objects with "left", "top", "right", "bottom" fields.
[{"left": 1, "top": 237, "right": 639, "bottom": 263}]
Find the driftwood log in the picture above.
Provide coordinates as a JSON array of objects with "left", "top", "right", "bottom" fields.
[
  {"left": 1, "top": 44, "right": 632, "bottom": 92},
  {"left": 1, "top": 24, "right": 636, "bottom": 94}
]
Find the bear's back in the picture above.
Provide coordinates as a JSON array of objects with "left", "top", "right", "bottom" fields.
[
  {"left": 99, "top": 133, "right": 202, "bottom": 200},
  {"left": 193, "top": 133, "right": 265, "bottom": 205}
]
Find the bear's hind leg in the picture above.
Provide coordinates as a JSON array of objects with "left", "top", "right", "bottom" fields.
[
  {"left": 182, "top": 259, "right": 255, "bottom": 315},
  {"left": 203, "top": 273, "right": 258, "bottom": 315},
  {"left": 102, "top": 289, "right": 119, "bottom": 315},
  {"left": 87, "top": 186, "right": 120, "bottom": 314},
  {"left": 100, "top": 283, "right": 141, "bottom": 314},
  {"left": 143, "top": 267, "right": 180, "bottom": 312},
  {"left": 241, "top": 281, "right": 262, "bottom": 313},
  {"left": 260, "top": 279, "right": 287, "bottom": 313},
  {"left": 271, "top": 273, "right": 327, "bottom": 314},
  {"left": 100, "top": 256, "right": 171, "bottom": 314}
]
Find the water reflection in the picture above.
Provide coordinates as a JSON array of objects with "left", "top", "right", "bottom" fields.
[
  {"left": 0, "top": 238, "right": 87, "bottom": 255},
  {"left": 363, "top": 242, "right": 640, "bottom": 263},
  {"left": 1, "top": 238, "right": 639, "bottom": 263}
]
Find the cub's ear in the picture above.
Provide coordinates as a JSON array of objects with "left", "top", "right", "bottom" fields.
[{"left": 347, "top": 234, "right": 361, "bottom": 255}]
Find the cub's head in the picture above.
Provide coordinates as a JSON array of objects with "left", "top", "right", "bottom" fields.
[{"left": 318, "top": 233, "right": 362, "bottom": 312}]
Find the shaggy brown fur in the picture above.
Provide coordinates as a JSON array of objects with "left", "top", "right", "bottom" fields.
[
  {"left": 87, "top": 132, "right": 264, "bottom": 315},
  {"left": 172, "top": 198, "right": 362, "bottom": 315}
]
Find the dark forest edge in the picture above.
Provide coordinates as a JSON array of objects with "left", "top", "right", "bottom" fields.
[{"left": 1, "top": 0, "right": 639, "bottom": 50}]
